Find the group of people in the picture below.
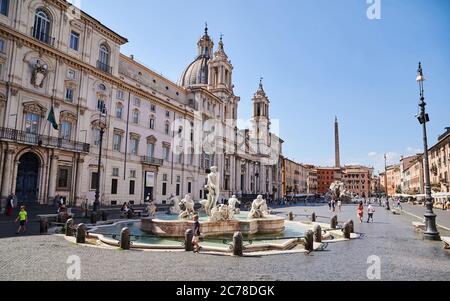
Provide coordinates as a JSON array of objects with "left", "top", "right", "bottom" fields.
[
  {"left": 356, "top": 201, "right": 376, "bottom": 224},
  {"left": 328, "top": 199, "right": 343, "bottom": 213}
]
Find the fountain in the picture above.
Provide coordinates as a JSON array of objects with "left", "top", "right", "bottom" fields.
[{"left": 141, "top": 167, "right": 285, "bottom": 237}]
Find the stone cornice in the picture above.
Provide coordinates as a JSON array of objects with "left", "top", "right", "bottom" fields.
[{"left": 0, "top": 26, "right": 192, "bottom": 117}]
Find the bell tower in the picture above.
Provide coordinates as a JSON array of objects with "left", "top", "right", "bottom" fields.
[{"left": 251, "top": 78, "right": 271, "bottom": 155}]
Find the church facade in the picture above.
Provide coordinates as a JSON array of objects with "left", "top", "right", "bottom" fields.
[{"left": 0, "top": 0, "right": 283, "bottom": 208}]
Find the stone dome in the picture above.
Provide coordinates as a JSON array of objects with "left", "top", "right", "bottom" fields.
[
  {"left": 178, "top": 25, "right": 214, "bottom": 87},
  {"left": 178, "top": 56, "right": 209, "bottom": 87}
]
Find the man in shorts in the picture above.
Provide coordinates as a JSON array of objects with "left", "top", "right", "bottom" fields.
[{"left": 192, "top": 215, "right": 201, "bottom": 253}]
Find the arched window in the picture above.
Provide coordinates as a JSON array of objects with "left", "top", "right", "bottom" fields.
[
  {"left": 33, "top": 9, "right": 52, "bottom": 44},
  {"left": 98, "top": 44, "right": 110, "bottom": 72}
]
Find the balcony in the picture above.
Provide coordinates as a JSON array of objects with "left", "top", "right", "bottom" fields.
[
  {"left": 31, "top": 27, "right": 55, "bottom": 47},
  {"left": 97, "top": 60, "right": 112, "bottom": 74},
  {"left": 140, "top": 156, "right": 164, "bottom": 166},
  {"left": 0, "top": 128, "right": 90, "bottom": 153}
]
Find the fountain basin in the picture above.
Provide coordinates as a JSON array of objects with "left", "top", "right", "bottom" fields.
[{"left": 141, "top": 212, "right": 285, "bottom": 237}]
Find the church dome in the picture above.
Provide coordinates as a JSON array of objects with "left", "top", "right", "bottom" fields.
[
  {"left": 178, "top": 56, "right": 209, "bottom": 87},
  {"left": 178, "top": 25, "right": 214, "bottom": 87}
]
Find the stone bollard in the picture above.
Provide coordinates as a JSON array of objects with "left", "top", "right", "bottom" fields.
[
  {"left": 76, "top": 224, "right": 86, "bottom": 244},
  {"left": 65, "top": 219, "right": 74, "bottom": 237},
  {"left": 101, "top": 211, "right": 108, "bottom": 222},
  {"left": 185, "top": 229, "right": 194, "bottom": 251},
  {"left": 288, "top": 212, "right": 294, "bottom": 221},
  {"left": 311, "top": 212, "right": 316, "bottom": 222},
  {"left": 120, "top": 227, "right": 131, "bottom": 250},
  {"left": 330, "top": 215, "right": 338, "bottom": 229},
  {"left": 233, "top": 232, "right": 244, "bottom": 256},
  {"left": 40, "top": 218, "right": 48, "bottom": 234},
  {"left": 304, "top": 230, "right": 314, "bottom": 252},
  {"left": 90, "top": 212, "right": 97, "bottom": 224},
  {"left": 313, "top": 224, "right": 322, "bottom": 243},
  {"left": 343, "top": 222, "right": 351, "bottom": 239},
  {"left": 348, "top": 220, "right": 355, "bottom": 233}
]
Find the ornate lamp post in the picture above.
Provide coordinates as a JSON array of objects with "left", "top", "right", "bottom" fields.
[
  {"left": 93, "top": 107, "right": 108, "bottom": 213},
  {"left": 416, "top": 62, "right": 440, "bottom": 241}
]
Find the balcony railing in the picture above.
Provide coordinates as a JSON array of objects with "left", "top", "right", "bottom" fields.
[
  {"left": 140, "top": 156, "right": 164, "bottom": 166},
  {"left": 0, "top": 128, "right": 90, "bottom": 153},
  {"left": 31, "top": 27, "right": 55, "bottom": 46},
  {"left": 97, "top": 60, "right": 112, "bottom": 74}
]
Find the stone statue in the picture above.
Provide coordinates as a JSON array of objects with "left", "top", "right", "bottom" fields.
[
  {"left": 202, "top": 166, "right": 220, "bottom": 216},
  {"left": 31, "top": 60, "right": 48, "bottom": 88},
  {"left": 330, "top": 181, "right": 351, "bottom": 202},
  {"left": 210, "top": 204, "right": 235, "bottom": 222},
  {"left": 228, "top": 195, "right": 241, "bottom": 214},
  {"left": 248, "top": 195, "right": 269, "bottom": 219},
  {"left": 179, "top": 194, "right": 195, "bottom": 219},
  {"left": 147, "top": 201, "right": 157, "bottom": 218},
  {"left": 169, "top": 196, "right": 181, "bottom": 215}
]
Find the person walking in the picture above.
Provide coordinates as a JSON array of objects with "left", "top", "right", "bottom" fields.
[
  {"left": 357, "top": 201, "right": 364, "bottom": 224},
  {"left": 15, "top": 206, "right": 28, "bottom": 234},
  {"left": 192, "top": 215, "right": 201, "bottom": 253},
  {"left": 6, "top": 195, "right": 14, "bottom": 216},
  {"left": 367, "top": 204, "right": 375, "bottom": 223},
  {"left": 337, "top": 200, "right": 342, "bottom": 212}
]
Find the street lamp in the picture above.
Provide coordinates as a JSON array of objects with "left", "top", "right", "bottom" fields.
[
  {"left": 93, "top": 107, "right": 108, "bottom": 213},
  {"left": 416, "top": 62, "right": 440, "bottom": 241}
]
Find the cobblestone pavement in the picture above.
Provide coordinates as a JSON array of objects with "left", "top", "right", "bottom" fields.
[
  {"left": 400, "top": 203, "right": 450, "bottom": 230},
  {"left": 0, "top": 204, "right": 449, "bottom": 281}
]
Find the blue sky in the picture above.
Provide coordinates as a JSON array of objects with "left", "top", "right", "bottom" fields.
[{"left": 80, "top": 0, "right": 450, "bottom": 173}]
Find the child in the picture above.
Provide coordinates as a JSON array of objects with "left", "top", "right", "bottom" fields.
[
  {"left": 16, "top": 206, "right": 28, "bottom": 234},
  {"left": 192, "top": 215, "right": 201, "bottom": 253}
]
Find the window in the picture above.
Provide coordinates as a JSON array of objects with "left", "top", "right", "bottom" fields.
[
  {"left": 130, "top": 138, "right": 139, "bottom": 155},
  {"left": 33, "top": 9, "right": 51, "bottom": 44},
  {"left": 129, "top": 170, "right": 136, "bottom": 178},
  {"left": 117, "top": 90, "right": 124, "bottom": 100},
  {"left": 97, "top": 99, "right": 106, "bottom": 113},
  {"left": 162, "top": 174, "right": 168, "bottom": 181},
  {"left": 0, "top": 39, "right": 5, "bottom": 53},
  {"left": 166, "top": 111, "right": 170, "bottom": 118},
  {"left": 0, "top": 0, "right": 8, "bottom": 16},
  {"left": 69, "top": 31, "right": 80, "bottom": 51},
  {"left": 60, "top": 121, "right": 72, "bottom": 140},
  {"left": 134, "top": 98, "right": 141, "bottom": 107},
  {"left": 112, "top": 167, "right": 119, "bottom": 177},
  {"left": 113, "top": 134, "right": 122, "bottom": 151},
  {"left": 90, "top": 172, "right": 99, "bottom": 190},
  {"left": 147, "top": 143, "right": 155, "bottom": 158},
  {"left": 188, "top": 182, "right": 192, "bottom": 194},
  {"left": 65, "top": 87, "right": 74, "bottom": 102},
  {"left": 163, "top": 145, "right": 170, "bottom": 161},
  {"left": 57, "top": 166, "right": 72, "bottom": 190},
  {"left": 164, "top": 122, "right": 170, "bottom": 135},
  {"left": 149, "top": 117, "right": 155, "bottom": 129},
  {"left": 115, "top": 103, "right": 123, "bottom": 119},
  {"left": 150, "top": 104, "right": 156, "bottom": 112},
  {"left": 162, "top": 183, "right": 167, "bottom": 196},
  {"left": 176, "top": 184, "right": 180, "bottom": 196},
  {"left": 25, "top": 113, "right": 40, "bottom": 134},
  {"left": 132, "top": 110, "right": 140, "bottom": 124},
  {"left": 111, "top": 179, "right": 118, "bottom": 195},
  {"left": 98, "top": 44, "right": 110, "bottom": 71},
  {"left": 129, "top": 180, "right": 135, "bottom": 195}
]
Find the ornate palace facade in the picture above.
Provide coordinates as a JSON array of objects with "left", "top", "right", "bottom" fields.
[{"left": 0, "top": 0, "right": 283, "bottom": 208}]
